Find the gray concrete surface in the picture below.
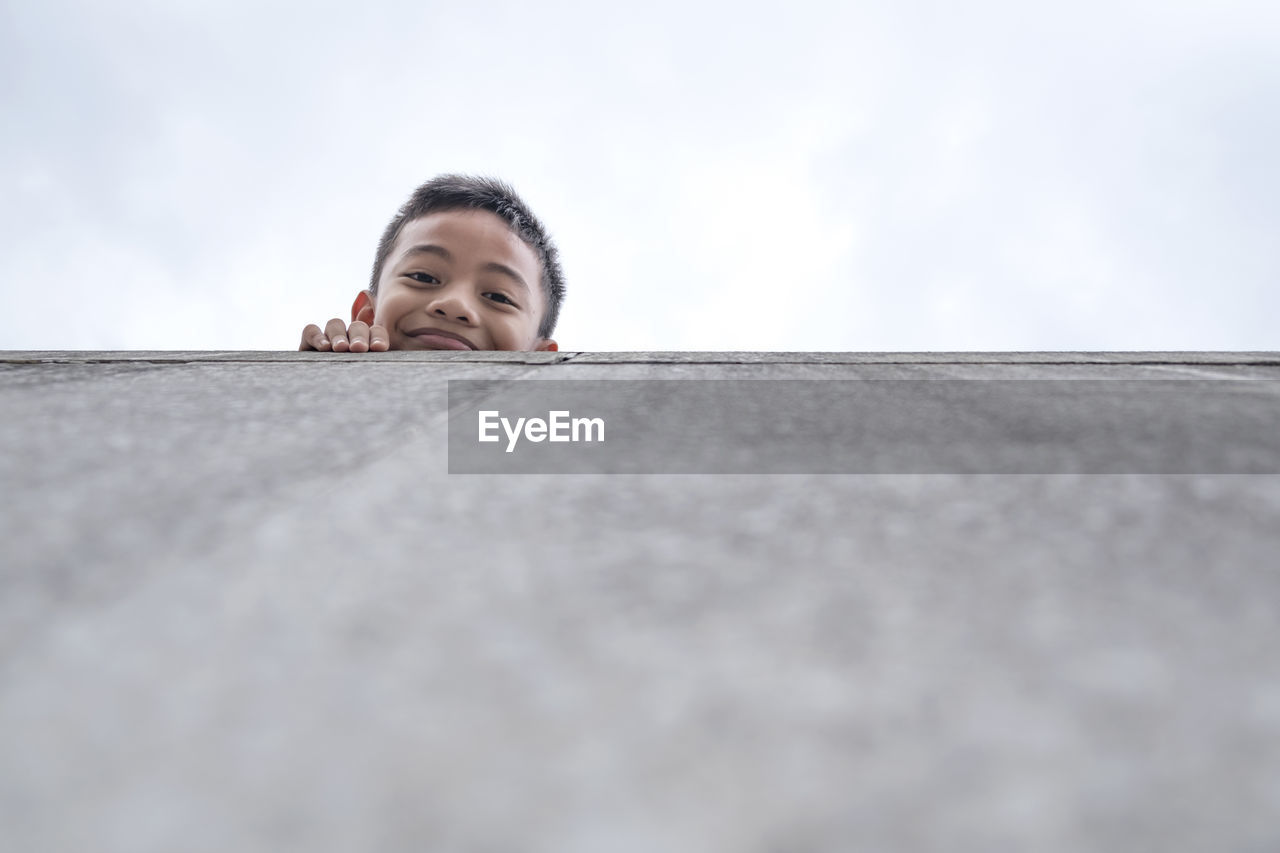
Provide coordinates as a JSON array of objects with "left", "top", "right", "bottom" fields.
[{"left": 2, "top": 352, "right": 1279, "bottom": 852}]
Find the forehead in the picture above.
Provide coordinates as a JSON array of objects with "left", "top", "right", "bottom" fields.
[{"left": 389, "top": 209, "right": 541, "bottom": 279}]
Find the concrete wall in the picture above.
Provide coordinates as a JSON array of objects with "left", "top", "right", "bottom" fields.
[{"left": 3, "top": 352, "right": 1279, "bottom": 852}]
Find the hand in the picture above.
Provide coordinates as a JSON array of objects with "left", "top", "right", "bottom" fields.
[{"left": 299, "top": 318, "right": 390, "bottom": 352}]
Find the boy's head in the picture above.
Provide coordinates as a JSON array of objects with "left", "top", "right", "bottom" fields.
[{"left": 352, "top": 174, "right": 565, "bottom": 351}]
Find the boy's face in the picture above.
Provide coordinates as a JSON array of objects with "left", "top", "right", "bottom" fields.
[{"left": 356, "top": 209, "right": 556, "bottom": 351}]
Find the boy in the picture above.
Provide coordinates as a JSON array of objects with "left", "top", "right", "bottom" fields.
[{"left": 299, "top": 174, "right": 564, "bottom": 352}]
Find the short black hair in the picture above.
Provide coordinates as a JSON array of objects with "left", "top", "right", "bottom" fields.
[{"left": 369, "top": 174, "right": 565, "bottom": 339}]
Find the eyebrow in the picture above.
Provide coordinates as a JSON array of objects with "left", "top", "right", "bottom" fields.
[
  {"left": 402, "top": 244, "right": 452, "bottom": 263},
  {"left": 481, "top": 262, "right": 531, "bottom": 294},
  {"left": 399, "top": 244, "right": 531, "bottom": 294}
]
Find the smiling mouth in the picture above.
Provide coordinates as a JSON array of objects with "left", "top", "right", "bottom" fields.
[{"left": 403, "top": 327, "right": 478, "bottom": 350}]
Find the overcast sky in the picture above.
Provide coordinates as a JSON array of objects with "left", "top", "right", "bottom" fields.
[{"left": 3, "top": 0, "right": 1277, "bottom": 351}]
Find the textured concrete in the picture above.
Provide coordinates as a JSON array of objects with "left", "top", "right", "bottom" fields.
[{"left": 3, "top": 352, "right": 1280, "bottom": 852}]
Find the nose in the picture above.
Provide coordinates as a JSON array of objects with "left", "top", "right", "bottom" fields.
[{"left": 426, "top": 289, "right": 477, "bottom": 326}]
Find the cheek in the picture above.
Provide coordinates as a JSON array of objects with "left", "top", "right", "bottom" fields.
[
  {"left": 510, "top": 318, "right": 543, "bottom": 349},
  {"left": 372, "top": 292, "right": 413, "bottom": 325}
]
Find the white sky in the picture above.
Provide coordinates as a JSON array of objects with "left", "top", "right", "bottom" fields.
[{"left": 3, "top": 0, "right": 1277, "bottom": 351}]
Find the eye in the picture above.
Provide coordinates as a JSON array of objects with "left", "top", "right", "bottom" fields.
[
  {"left": 405, "top": 272, "right": 441, "bottom": 286},
  {"left": 484, "top": 292, "right": 519, "bottom": 307}
]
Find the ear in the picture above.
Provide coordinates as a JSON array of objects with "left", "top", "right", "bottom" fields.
[
  {"left": 351, "top": 290, "right": 376, "bottom": 324},
  {"left": 535, "top": 338, "right": 559, "bottom": 352}
]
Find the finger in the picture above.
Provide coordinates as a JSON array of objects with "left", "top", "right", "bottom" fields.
[
  {"left": 325, "top": 318, "right": 350, "bottom": 352},
  {"left": 370, "top": 324, "right": 390, "bottom": 351},
  {"left": 347, "top": 320, "right": 370, "bottom": 353},
  {"left": 300, "top": 324, "right": 330, "bottom": 351}
]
